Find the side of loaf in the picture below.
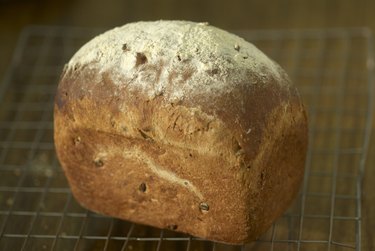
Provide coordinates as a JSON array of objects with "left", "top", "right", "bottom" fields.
[{"left": 54, "top": 20, "right": 308, "bottom": 244}]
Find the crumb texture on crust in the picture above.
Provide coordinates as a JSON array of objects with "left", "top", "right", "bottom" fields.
[{"left": 66, "top": 20, "right": 285, "bottom": 101}]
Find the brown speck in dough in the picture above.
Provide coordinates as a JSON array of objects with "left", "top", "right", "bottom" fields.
[
  {"left": 94, "top": 159, "right": 104, "bottom": 168},
  {"left": 73, "top": 136, "right": 81, "bottom": 145},
  {"left": 138, "top": 129, "right": 154, "bottom": 141},
  {"left": 199, "top": 202, "right": 209, "bottom": 213},
  {"left": 110, "top": 119, "right": 116, "bottom": 128},
  {"left": 243, "top": 56, "right": 248, "bottom": 59},
  {"left": 177, "top": 55, "right": 182, "bottom": 61},
  {"left": 211, "top": 69, "right": 219, "bottom": 75},
  {"left": 121, "top": 125, "right": 127, "bottom": 132},
  {"left": 206, "top": 68, "right": 219, "bottom": 76},
  {"left": 135, "top": 52, "right": 147, "bottom": 66},
  {"left": 139, "top": 183, "right": 147, "bottom": 192},
  {"left": 122, "top": 43, "right": 129, "bottom": 51},
  {"left": 232, "top": 138, "right": 243, "bottom": 156}
]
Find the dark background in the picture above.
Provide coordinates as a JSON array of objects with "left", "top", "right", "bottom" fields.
[
  {"left": 2, "top": 0, "right": 375, "bottom": 80},
  {"left": 0, "top": 0, "right": 374, "bottom": 249}
]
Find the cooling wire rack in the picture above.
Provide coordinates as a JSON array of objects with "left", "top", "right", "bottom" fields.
[{"left": 0, "top": 27, "right": 373, "bottom": 251}]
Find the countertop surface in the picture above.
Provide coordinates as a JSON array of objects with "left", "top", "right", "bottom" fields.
[{"left": 0, "top": 0, "right": 374, "bottom": 250}]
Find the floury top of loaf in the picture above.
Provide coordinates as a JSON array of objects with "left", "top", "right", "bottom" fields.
[{"left": 66, "top": 20, "right": 286, "bottom": 101}]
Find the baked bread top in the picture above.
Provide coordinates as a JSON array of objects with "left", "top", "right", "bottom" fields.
[{"left": 65, "top": 20, "right": 286, "bottom": 101}]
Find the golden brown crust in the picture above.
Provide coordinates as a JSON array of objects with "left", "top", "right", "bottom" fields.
[
  {"left": 54, "top": 21, "right": 307, "bottom": 244},
  {"left": 54, "top": 62, "right": 307, "bottom": 244}
]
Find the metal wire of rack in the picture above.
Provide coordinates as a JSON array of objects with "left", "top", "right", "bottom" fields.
[{"left": 0, "top": 27, "right": 373, "bottom": 251}]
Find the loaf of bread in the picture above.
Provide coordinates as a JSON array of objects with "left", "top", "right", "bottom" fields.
[{"left": 54, "top": 20, "right": 308, "bottom": 244}]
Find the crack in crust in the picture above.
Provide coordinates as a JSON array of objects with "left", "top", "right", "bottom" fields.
[{"left": 123, "top": 147, "right": 204, "bottom": 200}]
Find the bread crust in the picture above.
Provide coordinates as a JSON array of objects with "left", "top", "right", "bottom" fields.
[{"left": 54, "top": 21, "right": 308, "bottom": 244}]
